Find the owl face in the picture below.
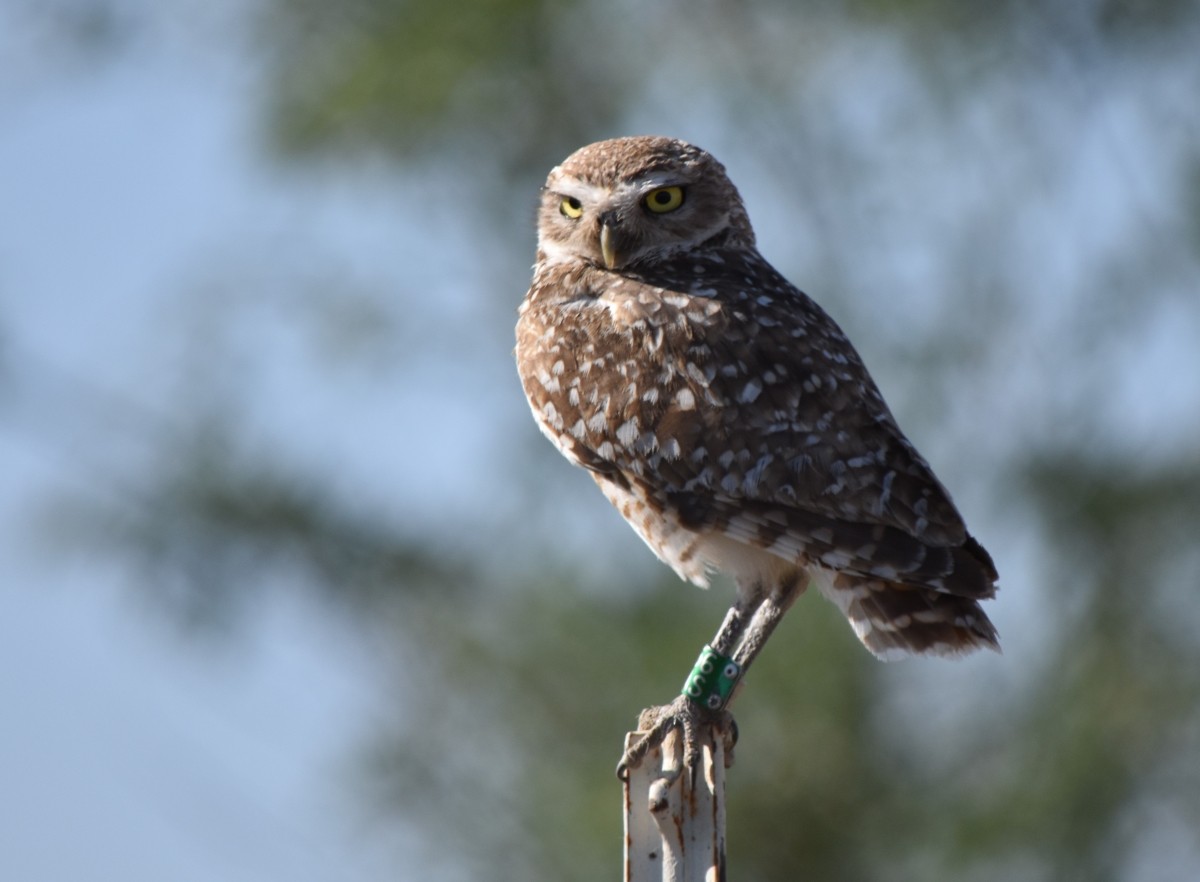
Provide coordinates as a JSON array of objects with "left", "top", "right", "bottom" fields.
[{"left": 536, "top": 136, "right": 754, "bottom": 271}]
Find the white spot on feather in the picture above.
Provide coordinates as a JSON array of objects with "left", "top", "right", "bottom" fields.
[
  {"left": 616, "top": 418, "right": 639, "bottom": 447},
  {"left": 541, "top": 401, "right": 563, "bottom": 431},
  {"left": 740, "top": 378, "right": 762, "bottom": 403}
]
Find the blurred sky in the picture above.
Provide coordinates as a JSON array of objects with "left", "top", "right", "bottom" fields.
[
  {"left": 0, "top": 5, "right": 413, "bottom": 879},
  {"left": 2, "top": 2, "right": 1199, "bottom": 880}
]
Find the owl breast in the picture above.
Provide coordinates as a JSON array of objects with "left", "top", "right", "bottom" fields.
[
  {"left": 516, "top": 259, "right": 736, "bottom": 487},
  {"left": 518, "top": 257, "right": 799, "bottom": 588}
]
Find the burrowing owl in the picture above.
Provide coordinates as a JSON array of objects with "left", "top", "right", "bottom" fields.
[{"left": 515, "top": 136, "right": 998, "bottom": 775}]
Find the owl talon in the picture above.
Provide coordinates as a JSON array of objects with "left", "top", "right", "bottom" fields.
[{"left": 616, "top": 695, "right": 736, "bottom": 780}]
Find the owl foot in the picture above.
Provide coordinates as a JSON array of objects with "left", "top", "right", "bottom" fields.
[{"left": 616, "top": 695, "right": 737, "bottom": 781}]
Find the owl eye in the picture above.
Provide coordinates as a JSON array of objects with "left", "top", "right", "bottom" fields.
[
  {"left": 560, "top": 196, "right": 583, "bottom": 218},
  {"left": 644, "top": 186, "right": 685, "bottom": 214}
]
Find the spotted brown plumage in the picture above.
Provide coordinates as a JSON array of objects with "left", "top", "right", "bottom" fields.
[{"left": 514, "top": 136, "right": 999, "bottom": 773}]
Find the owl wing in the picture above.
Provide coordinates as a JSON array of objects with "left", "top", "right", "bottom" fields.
[{"left": 612, "top": 253, "right": 997, "bottom": 599}]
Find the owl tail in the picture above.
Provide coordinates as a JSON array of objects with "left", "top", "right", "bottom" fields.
[{"left": 818, "top": 571, "right": 1001, "bottom": 661}]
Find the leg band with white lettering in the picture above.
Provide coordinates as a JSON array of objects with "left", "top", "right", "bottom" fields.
[{"left": 681, "top": 645, "right": 742, "bottom": 710}]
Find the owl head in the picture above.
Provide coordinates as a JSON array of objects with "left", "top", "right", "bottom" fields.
[{"left": 537, "top": 136, "right": 755, "bottom": 271}]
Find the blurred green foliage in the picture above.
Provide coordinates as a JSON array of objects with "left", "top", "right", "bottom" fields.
[{"left": 263, "top": 0, "right": 623, "bottom": 173}]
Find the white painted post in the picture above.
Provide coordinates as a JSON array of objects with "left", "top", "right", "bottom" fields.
[{"left": 623, "top": 727, "right": 727, "bottom": 882}]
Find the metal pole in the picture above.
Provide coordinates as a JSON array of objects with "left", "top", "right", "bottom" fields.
[{"left": 623, "top": 726, "right": 727, "bottom": 882}]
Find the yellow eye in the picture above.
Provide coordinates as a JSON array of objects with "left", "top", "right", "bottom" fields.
[
  {"left": 560, "top": 196, "right": 583, "bottom": 218},
  {"left": 644, "top": 186, "right": 685, "bottom": 214}
]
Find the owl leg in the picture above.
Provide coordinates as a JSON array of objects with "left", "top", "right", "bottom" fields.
[
  {"left": 616, "top": 575, "right": 806, "bottom": 779},
  {"left": 730, "top": 571, "right": 805, "bottom": 670},
  {"left": 615, "top": 589, "right": 764, "bottom": 780},
  {"left": 709, "top": 583, "right": 764, "bottom": 655}
]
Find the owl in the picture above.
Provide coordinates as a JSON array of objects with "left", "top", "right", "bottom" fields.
[{"left": 514, "top": 136, "right": 998, "bottom": 776}]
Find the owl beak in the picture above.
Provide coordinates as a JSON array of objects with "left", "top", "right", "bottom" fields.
[{"left": 599, "top": 222, "right": 620, "bottom": 269}]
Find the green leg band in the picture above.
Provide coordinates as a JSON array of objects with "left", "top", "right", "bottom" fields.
[{"left": 681, "top": 645, "right": 742, "bottom": 710}]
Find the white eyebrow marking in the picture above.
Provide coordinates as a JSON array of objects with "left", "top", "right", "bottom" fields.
[
  {"left": 546, "top": 175, "right": 612, "bottom": 206},
  {"left": 625, "top": 172, "right": 685, "bottom": 193},
  {"left": 548, "top": 171, "right": 685, "bottom": 206}
]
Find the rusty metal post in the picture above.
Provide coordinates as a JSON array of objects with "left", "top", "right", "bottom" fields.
[{"left": 623, "top": 726, "right": 727, "bottom": 882}]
